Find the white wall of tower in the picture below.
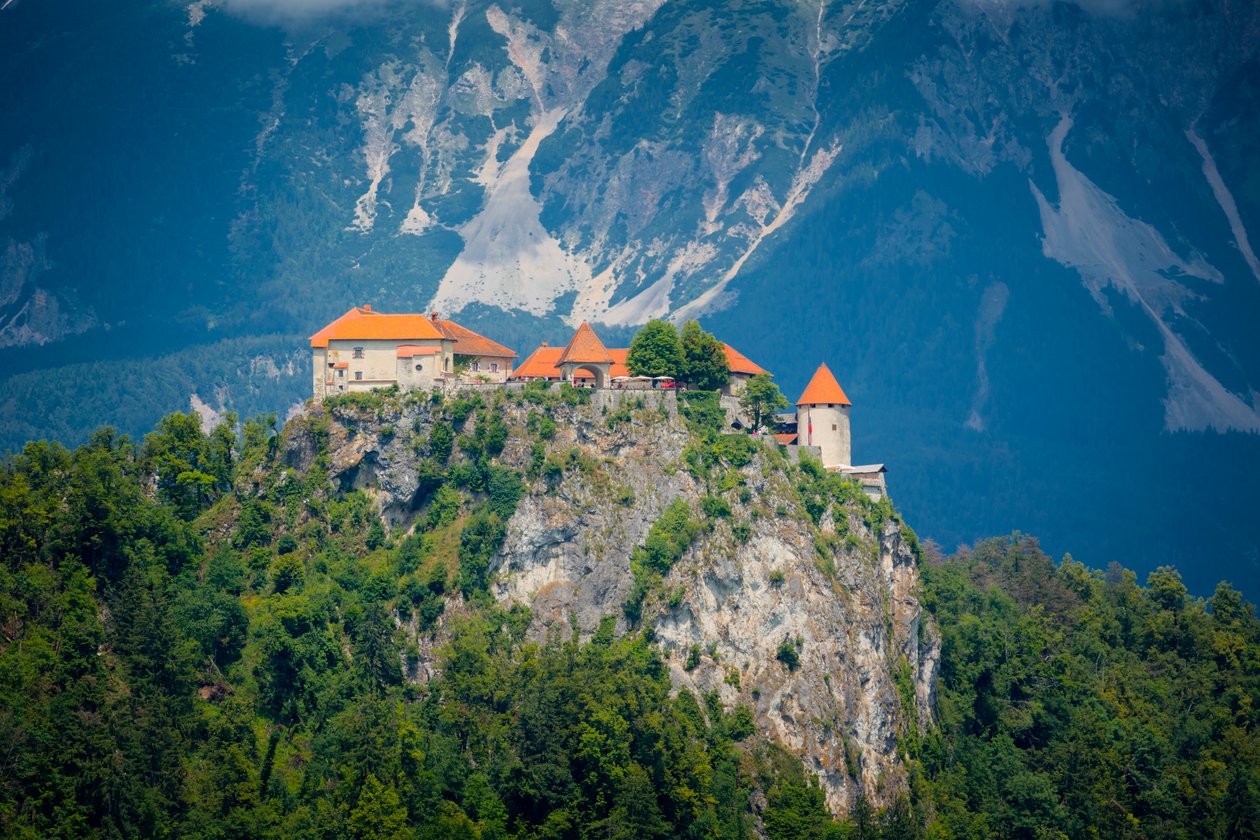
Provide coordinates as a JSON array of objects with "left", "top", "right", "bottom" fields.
[{"left": 798, "top": 403, "right": 851, "bottom": 467}]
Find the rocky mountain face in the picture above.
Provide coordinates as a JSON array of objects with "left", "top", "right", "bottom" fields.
[
  {"left": 284, "top": 388, "right": 938, "bottom": 811},
  {"left": 2, "top": 0, "right": 1259, "bottom": 595}
]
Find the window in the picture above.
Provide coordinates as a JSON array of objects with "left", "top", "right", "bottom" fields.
[
  {"left": 490, "top": 362, "right": 498, "bottom": 372},
  {"left": 353, "top": 347, "right": 364, "bottom": 359},
  {"left": 328, "top": 362, "right": 335, "bottom": 368},
  {"left": 337, "top": 369, "right": 344, "bottom": 378},
  {"left": 354, "top": 371, "right": 363, "bottom": 381},
  {"left": 471, "top": 361, "right": 480, "bottom": 372},
  {"left": 415, "top": 364, "right": 423, "bottom": 371},
  {"left": 832, "top": 424, "right": 837, "bottom": 431}
]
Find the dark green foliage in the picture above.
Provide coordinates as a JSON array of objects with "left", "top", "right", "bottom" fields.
[
  {"left": 702, "top": 495, "right": 733, "bottom": 519},
  {"left": 776, "top": 638, "right": 800, "bottom": 671},
  {"left": 680, "top": 389, "right": 726, "bottom": 435},
  {"left": 366, "top": 518, "right": 387, "bottom": 550},
  {"left": 679, "top": 320, "right": 730, "bottom": 391},
  {"left": 916, "top": 535, "right": 1260, "bottom": 839},
  {"left": 234, "top": 498, "right": 272, "bottom": 549},
  {"left": 485, "top": 465, "right": 524, "bottom": 519},
  {"left": 530, "top": 412, "right": 557, "bottom": 440},
  {"left": 527, "top": 441, "right": 546, "bottom": 478},
  {"left": 712, "top": 434, "right": 759, "bottom": 467},
  {"left": 678, "top": 393, "right": 763, "bottom": 487},
  {"left": 739, "top": 374, "right": 790, "bottom": 433},
  {"left": 270, "top": 551, "right": 305, "bottom": 593},
  {"left": 795, "top": 457, "right": 875, "bottom": 531},
  {"left": 763, "top": 776, "right": 833, "bottom": 840},
  {"left": 425, "top": 484, "right": 461, "bottom": 530},
  {"left": 447, "top": 394, "right": 481, "bottom": 425},
  {"left": 624, "top": 499, "right": 701, "bottom": 621},
  {"left": 627, "top": 319, "right": 683, "bottom": 377},
  {"left": 427, "top": 420, "right": 455, "bottom": 462},
  {"left": 144, "top": 411, "right": 235, "bottom": 519},
  {"left": 407, "top": 563, "right": 448, "bottom": 633},
  {"left": 636, "top": 499, "right": 700, "bottom": 576},
  {"left": 458, "top": 511, "right": 506, "bottom": 596}
]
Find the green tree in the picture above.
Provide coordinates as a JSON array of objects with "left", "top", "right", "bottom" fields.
[
  {"left": 763, "top": 776, "right": 833, "bottom": 840},
  {"left": 679, "top": 320, "right": 730, "bottom": 391},
  {"left": 739, "top": 374, "right": 790, "bottom": 432},
  {"left": 271, "top": 552, "right": 305, "bottom": 594},
  {"left": 458, "top": 511, "right": 506, "bottom": 596},
  {"left": 349, "top": 773, "right": 409, "bottom": 840},
  {"left": 627, "top": 320, "right": 683, "bottom": 378},
  {"left": 144, "top": 412, "right": 215, "bottom": 519},
  {"left": 599, "top": 763, "right": 671, "bottom": 839}
]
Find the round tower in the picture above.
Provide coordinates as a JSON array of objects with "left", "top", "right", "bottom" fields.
[{"left": 796, "top": 363, "right": 852, "bottom": 468}]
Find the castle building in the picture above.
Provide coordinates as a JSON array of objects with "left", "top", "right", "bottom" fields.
[
  {"left": 791, "top": 362, "right": 888, "bottom": 497},
  {"left": 721, "top": 344, "right": 768, "bottom": 394},
  {"left": 556, "top": 322, "right": 615, "bottom": 388},
  {"left": 511, "top": 343, "right": 633, "bottom": 384},
  {"left": 796, "top": 363, "right": 852, "bottom": 468},
  {"left": 309, "top": 306, "right": 515, "bottom": 399},
  {"left": 510, "top": 322, "right": 769, "bottom": 392}
]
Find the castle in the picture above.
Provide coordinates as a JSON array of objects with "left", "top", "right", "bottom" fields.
[
  {"left": 309, "top": 306, "right": 516, "bottom": 398},
  {"left": 309, "top": 308, "right": 885, "bottom": 492}
]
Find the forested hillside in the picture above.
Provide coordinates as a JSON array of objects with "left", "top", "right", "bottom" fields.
[{"left": 0, "top": 392, "right": 1257, "bottom": 838}]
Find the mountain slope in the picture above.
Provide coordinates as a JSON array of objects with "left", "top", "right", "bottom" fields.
[{"left": 1, "top": 0, "right": 1258, "bottom": 594}]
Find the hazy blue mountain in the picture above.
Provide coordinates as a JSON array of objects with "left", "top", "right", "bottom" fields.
[{"left": 2, "top": 0, "right": 1258, "bottom": 595}]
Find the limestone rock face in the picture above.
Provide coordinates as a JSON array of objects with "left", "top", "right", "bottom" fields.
[{"left": 292, "top": 388, "right": 939, "bottom": 813}]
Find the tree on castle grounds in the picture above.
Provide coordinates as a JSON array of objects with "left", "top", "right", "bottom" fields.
[
  {"left": 679, "top": 320, "right": 729, "bottom": 391},
  {"left": 740, "top": 374, "right": 789, "bottom": 432},
  {"left": 627, "top": 320, "right": 683, "bottom": 378}
]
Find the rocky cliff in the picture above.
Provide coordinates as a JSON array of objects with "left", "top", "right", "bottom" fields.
[{"left": 285, "top": 385, "right": 938, "bottom": 813}]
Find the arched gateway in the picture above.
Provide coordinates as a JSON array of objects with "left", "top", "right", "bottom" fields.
[{"left": 557, "top": 322, "right": 614, "bottom": 388}]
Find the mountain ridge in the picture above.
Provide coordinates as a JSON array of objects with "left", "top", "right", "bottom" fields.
[{"left": 1, "top": 0, "right": 1258, "bottom": 595}]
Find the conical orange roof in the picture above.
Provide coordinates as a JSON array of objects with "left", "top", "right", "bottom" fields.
[
  {"left": 557, "top": 322, "right": 614, "bottom": 364},
  {"left": 797, "top": 363, "right": 851, "bottom": 406}
]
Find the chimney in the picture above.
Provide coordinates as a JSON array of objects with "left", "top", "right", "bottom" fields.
[
  {"left": 430, "top": 311, "right": 439, "bottom": 321},
  {"left": 541, "top": 341, "right": 548, "bottom": 347},
  {"left": 362, "top": 304, "right": 372, "bottom": 312}
]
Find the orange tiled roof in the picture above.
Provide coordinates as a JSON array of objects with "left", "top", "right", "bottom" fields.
[
  {"left": 432, "top": 317, "right": 516, "bottom": 359},
  {"left": 396, "top": 345, "right": 442, "bottom": 358},
  {"left": 511, "top": 345, "right": 565, "bottom": 379},
  {"left": 797, "top": 363, "right": 851, "bottom": 406},
  {"left": 607, "top": 349, "right": 630, "bottom": 379},
  {"left": 773, "top": 433, "right": 798, "bottom": 445},
  {"left": 557, "top": 322, "right": 614, "bottom": 364},
  {"left": 512, "top": 345, "right": 631, "bottom": 380},
  {"left": 309, "top": 306, "right": 446, "bottom": 347},
  {"left": 723, "top": 344, "right": 767, "bottom": 376}
]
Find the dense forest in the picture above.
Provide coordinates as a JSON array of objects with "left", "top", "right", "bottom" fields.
[{"left": 0, "top": 391, "right": 1257, "bottom": 838}]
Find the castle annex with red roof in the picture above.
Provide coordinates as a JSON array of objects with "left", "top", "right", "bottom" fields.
[
  {"left": 510, "top": 323, "right": 768, "bottom": 396},
  {"left": 310, "top": 306, "right": 515, "bottom": 398}
]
